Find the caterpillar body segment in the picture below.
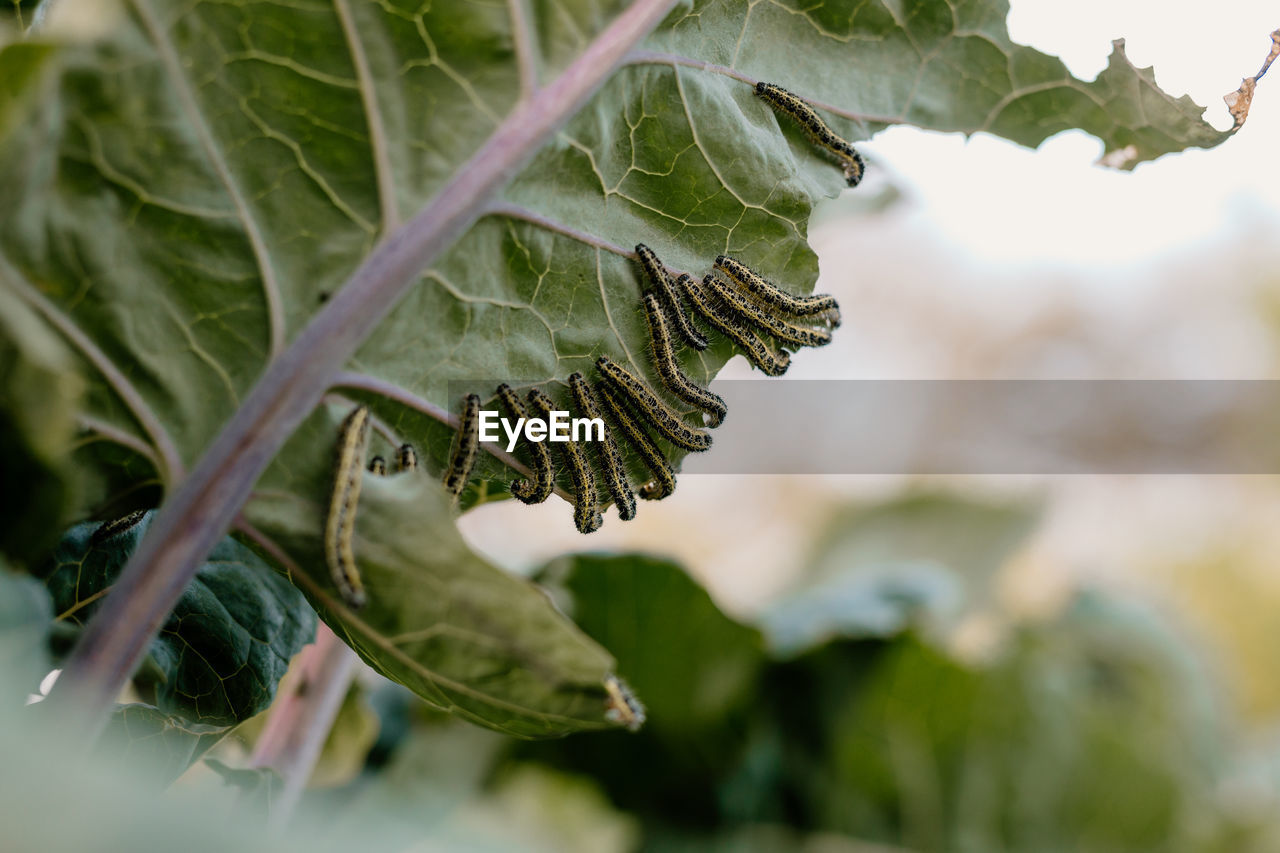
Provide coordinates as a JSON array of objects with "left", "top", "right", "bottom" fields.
[
  {"left": 326, "top": 406, "right": 373, "bottom": 609},
  {"left": 635, "top": 243, "right": 709, "bottom": 351},
  {"left": 595, "top": 356, "right": 713, "bottom": 452},
  {"left": 701, "top": 273, "right": 832, "bottom": 349},
  {"left": 395, "top": 443, "right": 418, "bottom": 472},
  {"left": 596, "top": 380, "right": 676, "bottom": 501},
  {"left": 713, "top": 254, "right": 842, "bottom": 327},
  {"left": 569, "top": 372, "right": 637, "bottom": 521},
  {"left": 679, "top": 274, "right": 791, "bottom": 377},
  {"left": 528, "top": 388, "right": 603, "bottom": 533},
  {"left": 442, "top": 394, "right": 481, "bottom": 498},
  {"left": 642, "top": 292, "right": 728, "bottom": 427},
  {"left": 91, "top": 509, "right": 148, "bottom": 546},
  {"left": 496, "top": 383, "right": 555, "bottom": 504}
]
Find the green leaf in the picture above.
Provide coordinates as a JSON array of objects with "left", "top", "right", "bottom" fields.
[
  {"left": 516, "top": 553, "right": 768, "bottom": 826},
  {"left": 38, "top": 512, "right": 317, "bottom": 725},
  {"left": 758, "top": 494, "right": 1039, "bottom": 655},
  {"left": 244, "top": 405, "right": 620, "bottom": 739},
  {"left": 500, "top": 571, "right": 1261, "bottom": 849},
  {"left": 752, "top": 594, "right": 1239, "bottom": 850},
  {"left": 0, "top": 1, "right": 1243, "bottom": 731},
  {"left": 0, "top": 0, "right": 1236, "bottom": 505},
  {"left": 536, "top": 552, "right": 765, "bottom": 735},
  {"left": 654, "top": 2, "right": 1235, "bottom": 168},
  {"left": 97, "top": 703, "right": 232, "bottom": 787}
]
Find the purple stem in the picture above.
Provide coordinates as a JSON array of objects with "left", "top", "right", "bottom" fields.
[{"left": 247, "top": 623, "right": 359, "bottom": 827}]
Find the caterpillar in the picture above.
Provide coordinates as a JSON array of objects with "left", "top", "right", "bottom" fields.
[
  {"left": 642, "top": 292, "right": 728, "bottom": 427},
  {"left": 603, "top": 675, "right": 646, "bottom": 731},
  {"left": 442, "top": 394, "right": 481, "bottom": 498},
  {"left": 395, "top": 443, "right": 418, "bottom": 472},
  {"left": 679, "top": 273, "right": 792, "bottom": 376},
  {"left": 372, "top": 446, "right": 418, "bottom": 476},
  {"left": 322, "top": 410, "right": 421, "bottom": 610},
  {"left": 527, "top": 388, "right": 603, "bottom": 534},
  {"left": 755, "top": 81, "right": 865, "bottom": 187},
  {"left": 636, "top": 243, "right": 709, "bottom": 351},
  {"left": 90, "top": 508, "right": 148, "bottom": 546},
  {"left": 701, "top": 273, "right": 833, "bottom": 349},
  {"left": 496, "top": 383, "right": 555, "bottom": 504},
  {"left": 595, "top": 356, "right": 713, "bottom": 452},
  {"left": 326, "top": 405, "right": 372, "bottom": 610},
  {"left": 714, "top": 254, "right": 842, "bottom": 327},
  {"left": 597, "top": 379, "right": 676, "bottom": 501},
  {"left": 569, "top": 372, "right": 637, "bottom": 521}
]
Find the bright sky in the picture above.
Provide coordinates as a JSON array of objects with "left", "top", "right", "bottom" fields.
[{"left": 858, "top": 0, "right": 1279, "bottom": 266}]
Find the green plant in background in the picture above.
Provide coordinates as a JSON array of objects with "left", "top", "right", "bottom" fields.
[{"left": 1, "top": 0, "right": 1275, "bottom": 848}]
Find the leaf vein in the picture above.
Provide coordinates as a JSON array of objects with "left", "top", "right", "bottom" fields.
[{"left": 130, "top": 0, "right": 286, "bottom": 359}]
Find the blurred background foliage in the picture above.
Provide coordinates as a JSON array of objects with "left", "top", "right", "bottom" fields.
[{"left": 6, "top": 490, "right": 1280, "bottom": 849}]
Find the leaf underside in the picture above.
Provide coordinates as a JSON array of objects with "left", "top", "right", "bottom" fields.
[{"left": 0, "top": 0, "right": 1236, "bottom": 733}]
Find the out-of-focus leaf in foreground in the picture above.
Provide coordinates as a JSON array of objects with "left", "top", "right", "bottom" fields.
[
  {"left": 0, "top": 0, "right": 1255, "bottom": 728},
  {"left": 0, "top": 668, "right": 406, "bottom": 853},
  {"left": 0, "top": 562, "right": 53, "bottom": 701},
  {"left": 310, "top": 709, "right": 583, "bottom": 850},
  {"left": 204, "top": 759, "right": 283, "bottom": 820},
  {"left": 97, "top": 703, "right": 232, "bottom": 788},
  {"left": 37, "top": 512, "right": 316, "bottom": 725}
]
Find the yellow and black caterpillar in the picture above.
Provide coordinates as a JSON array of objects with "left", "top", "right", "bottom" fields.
[
  {"left": 324, "top": 406, "right": 421, "bottom": 610},
  {"left": 431, "top": 245, "right": 840, "bottom": 535},
  {"left": 755, "top": 82, "right": 865, "bottom": 188}
]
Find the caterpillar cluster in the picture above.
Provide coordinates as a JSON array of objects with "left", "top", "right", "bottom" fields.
[
  {"left": 323, "top": 81, "right": 856, "bottom": 610},
  {"left": 436, "top": 245, "right": 840, "bottom": 534}
]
